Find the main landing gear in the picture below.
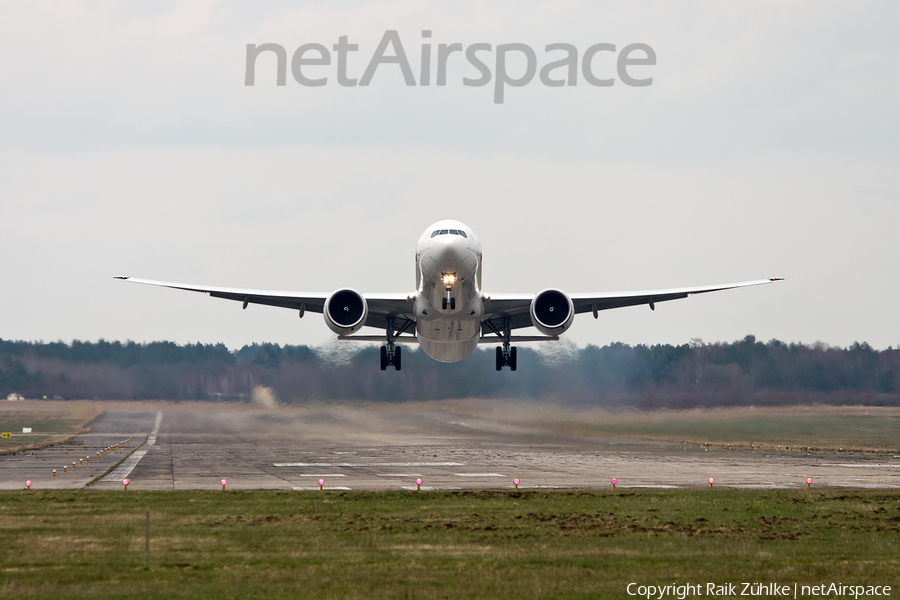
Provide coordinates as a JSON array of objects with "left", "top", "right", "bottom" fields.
[
  {"left": 380, "top": 315, "right": 411, "bottom": 371},
  {"left": 496, "top": 345, "right": 517, "bottom": 371},
  {"left": 380, "top": 344, "right": 401, "bottom": 371},
  {"left": 485, "top": 316, "right": 517, "bottom": 371}
]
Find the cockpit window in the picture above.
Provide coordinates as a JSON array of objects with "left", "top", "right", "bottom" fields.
[{"left": 431, "top": 228, "right": 467, "bottom": 238}]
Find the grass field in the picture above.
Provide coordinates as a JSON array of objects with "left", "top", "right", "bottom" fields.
[
  {"left": 453, "top": 403, "right": 900, "bottom": 452},
  {"left": 0, "top": 489, "right": 898, "bottom": 599},
  {"left": 0, "top": 403, "right": 104, "bottom": 453}
]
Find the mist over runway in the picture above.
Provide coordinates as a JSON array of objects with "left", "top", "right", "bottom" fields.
[{"left": 4, "top": 402, "right": 899, "bottom": 491}]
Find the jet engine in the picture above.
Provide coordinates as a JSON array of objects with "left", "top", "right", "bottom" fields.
[
  {"left": 324, "top": 288, "right": 368, "bottom": 335},
  {"left": 529, "top": 289, "right": 575, "bottom": 336}
]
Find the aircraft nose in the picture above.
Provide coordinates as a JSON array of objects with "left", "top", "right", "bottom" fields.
[
  {"left": 436, "top": 240, "right": 468, "bottom": 268},
  {"left": 423, "top": 238, "right": 477, "bottom": 282}
]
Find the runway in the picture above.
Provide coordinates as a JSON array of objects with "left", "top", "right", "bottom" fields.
[{"left": 2, "top": 402, "right": 899, "bottom": 491}]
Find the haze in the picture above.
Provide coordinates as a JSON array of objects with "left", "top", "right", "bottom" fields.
[{"left": 1, "top": 1, "right": 897, "bottom": 350}]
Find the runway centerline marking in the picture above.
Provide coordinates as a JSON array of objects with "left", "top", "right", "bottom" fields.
[
  {"left": 299, "top": 474, "right": 345, "bottom": 477},
  {"left": 99, "top": 411, "right": 162, "bottom": 484},
  {"left": 453, "top": 473, "right": 505, "bottom": 477}
]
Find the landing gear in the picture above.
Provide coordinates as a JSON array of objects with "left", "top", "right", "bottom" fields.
[
  {"left": 380, "top": 344, "right": 402, "bottom": 371},
  {"left": 495, "top": 345, "right": 517, "bottom": 371},
  {"left": 380, "top": 315, "right": 412, "bottom": 371},
  {"left": 487, "top": 316, "right": 517, "bottom": 371}
]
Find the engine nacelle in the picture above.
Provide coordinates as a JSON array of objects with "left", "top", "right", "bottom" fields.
[
  {"left": 530, "top": 289, "right": 575, "bottom": 336},
  {"left": 324, "top": 288, "right": 368, "bottom": 336}
]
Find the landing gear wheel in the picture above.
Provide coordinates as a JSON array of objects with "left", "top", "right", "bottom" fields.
[
  {"left": 380, "top": 346, "right": 388, "bottom": 371},
  {"left": 509, "top": 346, "right": 517, "bottom": 371},
  {"left": 496, "top": 347, "right": 503, "bottom": 371},
  {"left": 394, "top": 345, "right": 402, "bottom": 371}
]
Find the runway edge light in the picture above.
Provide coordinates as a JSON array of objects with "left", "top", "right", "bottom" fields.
[
  {"left": 513, "top": 478, "right": 519, "bottom": 490},
  {"left": 807, "top": 477, "right": 813, "bottom": 490},
  {"left": 611, "top": 478, "right": 617, "bottom": 489},
  {"left": 416, "top": 478, "right": 422, "bottom": 491},
  {"left": 122, "top": 478, "right": 129, "bottom": 490},
  {"left": 318, "top": 478, "right": 324, "bottom": 491},
  {"left": 25, "top": 480, "right": 31, "bottom": 489},
  {"left": 708, "top": 477, "right": 715, "bottom": 489},
  {"left": 221, "top": 478, "right": 227, "bottom": 491}
]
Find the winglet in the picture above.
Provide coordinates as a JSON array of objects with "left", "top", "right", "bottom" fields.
[
  {"left": 113, "top": 276, "right": 130, "bottom": 280},
  {"left": 769, "top": 277, "right": 785, "bottom": 281}
]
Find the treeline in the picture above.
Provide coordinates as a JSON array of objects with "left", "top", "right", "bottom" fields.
[{"left": 1, "top": 336, "right": 898, "bottom": 408}]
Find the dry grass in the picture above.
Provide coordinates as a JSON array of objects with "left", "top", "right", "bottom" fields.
[
  {"left": 436, "top": 400, "right": 900, "bottom": 452},
  {"left": 0, "top": 402, "right": 105, "bottom": 454}
]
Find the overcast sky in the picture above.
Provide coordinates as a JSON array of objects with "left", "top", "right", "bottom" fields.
[{"left": 1, "top": 1, "right": 898, "bottom": 351}]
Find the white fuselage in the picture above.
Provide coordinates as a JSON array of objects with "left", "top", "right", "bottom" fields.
[{"left": 414, "top": 220, "right": 484, "bottom": 362}]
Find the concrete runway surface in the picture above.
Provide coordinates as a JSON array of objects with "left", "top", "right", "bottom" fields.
[{"left": 2, "top": 402, "right": 899, "bottom": 491}]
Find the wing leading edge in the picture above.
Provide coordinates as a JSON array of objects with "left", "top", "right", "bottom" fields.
[
  {"left": 113, "top": 277, "right": 413, "bottom": 329},
  {"left": 484, "top": 278, "right": 783, "bottom": 332}
]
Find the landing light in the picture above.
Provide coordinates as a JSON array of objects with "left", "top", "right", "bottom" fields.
[{"left": 442, "top": 274, "right": 456, "bottom": 285}]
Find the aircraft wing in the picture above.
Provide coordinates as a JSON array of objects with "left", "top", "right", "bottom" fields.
[
  {"left": 113, "top": 277, "right": 414, "bottom": 329},
  {"left": 483, "top": 278, "right": 783, "bottom": 332}
]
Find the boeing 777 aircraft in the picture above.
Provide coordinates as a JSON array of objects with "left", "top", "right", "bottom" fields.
[{"left": 117, "top": 219, "right": 781, "bottom": 371}]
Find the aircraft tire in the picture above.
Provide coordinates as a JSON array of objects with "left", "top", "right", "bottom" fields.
[
  {"left": 380, "top": 346, "right": 388, "bottom": 371},
  {"left": 510, "top": 346, "right": 517, "bottom": 371},
  {"left": 496, "top": 347, "right": 503, "bottom": 371},
  {"left": 394, "top": 346, "right": 402, "bottom": 371}
]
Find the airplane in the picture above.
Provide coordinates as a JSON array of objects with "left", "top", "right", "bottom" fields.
[{"left": 116, "top": 219, "right": 782, "bottom": 371}]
